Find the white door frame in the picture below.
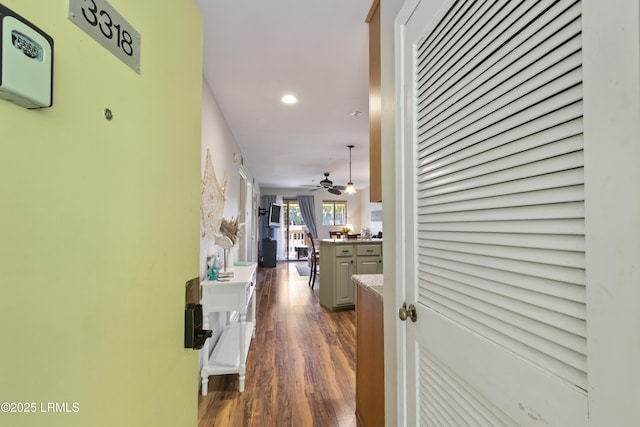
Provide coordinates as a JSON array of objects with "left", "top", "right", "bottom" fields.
[
  {"left": 394, "top": 2, "right": 419, "bottom": 425},
  {"left": 238, "top": 168, "right": 252, "bottom": 262},
  {"left": 582, "top": 1, "right": 640, "bottom": 423},
  {"left": 252, "top": 188, "right": 259, "bottom": 262}
]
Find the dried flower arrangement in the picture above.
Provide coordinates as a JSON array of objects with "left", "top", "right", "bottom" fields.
[{"left": 220, "top": 217, "right": 243, "bottom": 246}]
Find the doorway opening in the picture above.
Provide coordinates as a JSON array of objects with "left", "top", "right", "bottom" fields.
[{"left": 280, "top": 199, "right": 309, "bottom": 261}]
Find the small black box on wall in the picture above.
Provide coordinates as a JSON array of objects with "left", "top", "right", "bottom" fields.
[{"left": 184, "top": 303, "right": 211, "bottom": 350}]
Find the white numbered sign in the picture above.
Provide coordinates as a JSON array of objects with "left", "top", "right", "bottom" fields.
[{"left": 68, "top": 0, "right": 140, "bottom": 73}]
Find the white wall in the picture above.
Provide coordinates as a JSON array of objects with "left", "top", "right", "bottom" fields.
[
  {"left": 200, "top": 79, "right": 260, "bottom": 277},
  {"left": 360, "top": 189, "right": 383, "bottom": 236},
  {"left": 199, "top": 78, "right": 260, "bottom": 381}
]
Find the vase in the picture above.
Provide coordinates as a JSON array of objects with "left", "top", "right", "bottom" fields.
[
  {"left": 223, "top": 248, "right": 236, "bottom": 271},
  {"left": 227, "top": 250, "right": 234, "bottom": 269}
]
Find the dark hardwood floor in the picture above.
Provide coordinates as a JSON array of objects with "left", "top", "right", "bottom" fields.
[{"left": 198, "top": 261, "right": 357, "bottom": 427}]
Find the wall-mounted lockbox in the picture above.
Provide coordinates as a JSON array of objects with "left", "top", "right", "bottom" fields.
[
  {"left": 0, "top": 4, "right": 53, "bottom": 109},
  {"left": 184, "top": 277, "right": 212, "bottom": 350}
]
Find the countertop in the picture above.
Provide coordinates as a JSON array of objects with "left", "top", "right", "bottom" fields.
[{"left": 352, "top": 274, "right": 384, "bottom": 302}]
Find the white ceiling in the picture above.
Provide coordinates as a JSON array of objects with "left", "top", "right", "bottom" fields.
[{"left": 195, "top": 0, "right": 372, "bottom": 191}]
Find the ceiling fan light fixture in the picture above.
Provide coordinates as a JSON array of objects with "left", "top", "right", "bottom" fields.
[
  {"left": 319, "top": 172, "right": 333, "bottom": 188},
  {"left": 344, "top": 182, "right": 356, "bottom": 194}
]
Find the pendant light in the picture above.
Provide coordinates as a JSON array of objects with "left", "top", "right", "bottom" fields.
[{"left": 344, "top": 145, "right": 357, "bottom": 194}]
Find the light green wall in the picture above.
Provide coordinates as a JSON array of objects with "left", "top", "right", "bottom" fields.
[{"left": 0, "top": 1, "right": 202, "bottom": 426}]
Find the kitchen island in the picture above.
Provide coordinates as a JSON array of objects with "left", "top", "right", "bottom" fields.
[{"left": 318, "top": 239, "right": 382, "bottom": 310}]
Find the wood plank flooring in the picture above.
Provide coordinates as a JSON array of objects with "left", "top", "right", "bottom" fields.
[{"left": 198, "top": 262, "right": 357, "bottom": 427}]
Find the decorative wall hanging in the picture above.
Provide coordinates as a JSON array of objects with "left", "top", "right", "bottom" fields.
[
  {"left": 201, "top": 149, "right": 229, "bottom": 244},
  {"left": 201, "top": 149, "right": 246, "bottom": 274}
]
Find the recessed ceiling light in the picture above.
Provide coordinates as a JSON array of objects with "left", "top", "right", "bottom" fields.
[
  {"left": 351, "top": 110, "right": 363, "bottom": 117},
  {"left": 281, "top": 94, "right": 298, "bottom": 104}
]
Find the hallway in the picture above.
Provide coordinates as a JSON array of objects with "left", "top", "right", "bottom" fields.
[{"left": 198, "top": 262, "right": 357, "bottom": 426}]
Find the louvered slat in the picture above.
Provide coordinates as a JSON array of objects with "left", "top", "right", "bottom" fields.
[
  {"left": 419, "top": 74, "right": 583, "bottom": 155},
  {"left": 418, "top": 108, "right": 583, "bottom": 170},
  {"left": 414, "top": 0, "right": 585, "bottom": 391},
  {"left": 421, "top": 169, "right": 584, "bottom": 208},
  {"left": 415, "top": 0, "right": 488, "bottom": 71},
  {"left": 420, "top": 117, "right": 583, "bottom": 175},
  {"left": 419, "top": 9, "right": 582, "bottom": 138},
  {"left": 419, "top": 290, "right": 588, "bottom": 390},
  {"left": 417, "top": 92, "right": 583, "bottom": 164},
  {"left": 418, "top": 134, "right": 583, "bottom": 190},
  {"left": 421, "top": 36, "right": 582, "bottom": 138},
  {"left": 422, "top": 368, "right": 479, "bottom": 426},
  {"left": 420, "top": 256, "right": 586, "bottom": 308},
  {"left": 420, "top": 202, "right": 583, "bottom": 223},
  {"left": 425, "top": 274, "right": 586, "bottom": 352},
  {"left": 419, "top": 186, "right": 584, "bottom": 216},
  {"left": 421, "top": 218, "right": 584, "bottom": 235},
  {"left": 419, "top": 230, "right": 584, "bottom": 251},
  {"left": 421, "top": 239, "right": 584, "bottom": 268},
  {"left": 417, "top": 0, "right": 547, "bottom": 106},
  {"left": 419, "top": 350, "right": 516, "bottom": 426},
  {"left": 419, "top": 247, "right": 584, "bottom": 286},
  {"left": 418, "top": 153, "right": 583, "bottom": 197},
  {"left": 416, "top": 0, "right": 496, "bottom": 92},
  {"left": 424, "top": 263, "right": 586, "bottom": 326},
  {"left": 418, "top": 1, "right": 581, "bottom": 119}
]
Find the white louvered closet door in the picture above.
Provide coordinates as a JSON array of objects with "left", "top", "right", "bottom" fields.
[{"left": 397, "top": 0, "right": 588, "bottom": 425}]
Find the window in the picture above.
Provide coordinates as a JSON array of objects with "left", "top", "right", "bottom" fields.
[
  {"left": 322, "top": 201, "right": 347, "bottom": 226},
  {"left": 286, "top": 203, "right": 304, "bottom": 226}
]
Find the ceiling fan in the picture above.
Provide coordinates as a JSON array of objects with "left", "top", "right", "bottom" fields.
[{"left": 303, "top": 172, "right": 346, "bottom": 195}]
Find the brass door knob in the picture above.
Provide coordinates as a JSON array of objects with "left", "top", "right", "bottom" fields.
[{"left": 398, "top": 302, "right": 417, "bottom": 322}]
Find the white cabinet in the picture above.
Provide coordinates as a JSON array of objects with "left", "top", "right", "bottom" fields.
[
  {"left": 335, "top": 250, "right": 355, "bottom": 306},
  {"left": 355, "top": 243, "right": 383, "bottom": 275},
  {"left": 319, "top": 240, "right": 382, "bottom": 310},
  {"left": 200, "top": 263, "right": 257, "bottom": 395},
  {"left": 356, "top": 257, "right": 382, "bottom": 274}
]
